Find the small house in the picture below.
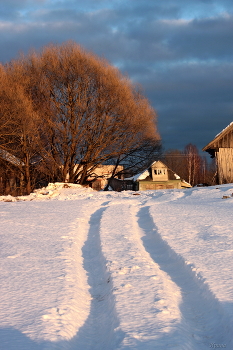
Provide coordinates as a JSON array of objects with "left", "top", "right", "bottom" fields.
[
  {"left": 65, "top": 164, "right": 124, "bottom": 190},
  {"left": 108, "top": 160, "right": 191, "bottom": 191},
  {"left": 203, "top": 122, "right": 233, "bottom": 184},
  {"left": 133, "top": 160, "right": 191, "bottom": 190},
  {"left": 87, "top": 165, "right": 124, "bottom": 190}
]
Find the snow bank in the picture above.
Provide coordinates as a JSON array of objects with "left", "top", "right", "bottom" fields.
[{"left": 0, "top": 183, "right": 93, "bottom": 203}]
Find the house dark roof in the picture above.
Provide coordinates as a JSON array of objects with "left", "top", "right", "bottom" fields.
[
  {"left": 128, "top": 160, "right": 182, "bottom": 182},
  {"left": 137, "top": 168, "right": 180, "bottom": 181}
]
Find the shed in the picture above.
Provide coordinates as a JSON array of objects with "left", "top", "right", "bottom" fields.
[{"left": 202, "top": 122, "right": 233, "bottom": 184}]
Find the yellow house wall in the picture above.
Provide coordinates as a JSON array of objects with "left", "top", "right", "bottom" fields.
[{"left": 138, "top": 180, "right": 182, "bottom": 191}]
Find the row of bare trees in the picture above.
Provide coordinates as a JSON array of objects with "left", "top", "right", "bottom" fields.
[
  {"left": 0, "top": 42, "right": 161, "bottom": 195},
  {"left": 162, "top": 144, "right": 216, "bottom": 186}
]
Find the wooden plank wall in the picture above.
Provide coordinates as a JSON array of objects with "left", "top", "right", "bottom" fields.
[
  {"left": 217, "top": 148, "right": 233, "bottom": 184},
  {"left": 215, "top": 130, "right": 233, "bottom": 148}
]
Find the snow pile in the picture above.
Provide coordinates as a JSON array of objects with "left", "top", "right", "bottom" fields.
[
  {"left": 0, "top": 183, "right": 94, "bottom": 202},
  {"left": 32, "top": 182, "right": 94, "bottom": 201},
  {"left": 0, "top": 184, "right": 233, "bottom": 349}
]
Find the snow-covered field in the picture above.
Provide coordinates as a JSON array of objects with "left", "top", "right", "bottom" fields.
[{"left": 0, "top": 183, "right": 233, "bottom": 350}]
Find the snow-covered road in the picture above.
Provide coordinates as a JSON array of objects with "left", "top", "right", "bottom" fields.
[{"left": 0, "top": 183, "right": 233, "bottom": 349}]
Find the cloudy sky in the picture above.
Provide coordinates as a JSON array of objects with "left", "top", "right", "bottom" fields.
[{"left": 0, "top": 0, "right": 233, "bottom": 155}]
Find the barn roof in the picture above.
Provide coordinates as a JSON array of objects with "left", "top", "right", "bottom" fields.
[{"left": 203, "top": 122, "right": 233, "bottom": 152}]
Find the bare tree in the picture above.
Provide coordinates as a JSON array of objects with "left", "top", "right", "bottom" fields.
[
  {"left": 20, "top": 42, "right": 160, "bottom": 184},
  {"left": 0, "top": 60, "right": 44, "bottom": 194},
  {"left": 162, "top": 149, "right": 187, "bottom": 179},
  {"left": 0, "top": 65, "right": 15, "bottom": 148},
  {"left": 0, "top": 42, "right": 160, "bottom": 193},
  {"left": 184, "top": 144, "right": 202, "bottom": 186},
  {"left": 163, "top": 145, "right": 215, "bottom": 186}
]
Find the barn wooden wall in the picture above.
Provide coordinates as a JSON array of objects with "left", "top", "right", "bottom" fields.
[{"left": 217, "top": 148, "right": 233, "bottom": 184}]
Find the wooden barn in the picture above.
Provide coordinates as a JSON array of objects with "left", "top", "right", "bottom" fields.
[{"left": 203, "top": 122, "right": 233, "bottom": 184}]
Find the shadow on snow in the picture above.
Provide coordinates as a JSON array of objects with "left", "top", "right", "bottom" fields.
[{"left": 136, "top": 206, "right": 233, "bottom": 350}]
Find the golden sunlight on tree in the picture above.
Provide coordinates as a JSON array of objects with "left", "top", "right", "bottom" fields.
[{"left": 0, "top": 41, "right": 160, "bottom": 194}]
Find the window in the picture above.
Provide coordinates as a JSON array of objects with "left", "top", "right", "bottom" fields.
[{"left": 154, "top": 169, "right": 166, "bottom": 175}]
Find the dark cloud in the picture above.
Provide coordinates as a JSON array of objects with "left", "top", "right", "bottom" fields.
[
  {"left": 167, "top": 15, "right": 233, "bottom": 60},
  {"left": 129, "top": 62, "right": 233, "bottom": 152},
  {"left": 0, "top": 0, "right": 232, "bottom": 154}
]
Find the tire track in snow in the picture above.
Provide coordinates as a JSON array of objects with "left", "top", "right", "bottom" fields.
[
  {"left": 137, "top": 205, "right": 233, "bottom": 349},
  {"left": 73, "top": 205, "right": 123, "bottom": 350},
  {"left": 100, "top": 201, "right": 186, "bottom": 350}
]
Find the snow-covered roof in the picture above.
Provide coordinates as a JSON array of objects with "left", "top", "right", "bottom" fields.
[
  {"left": 127, "top": 170, "right": 150, "bottom": 181},
  {"left": 215, "top": 121, "right": 233, "bottom": 139},
  {"left": 203, "top": 121, "right": 233, "bottom": 151},
  {"left": 128, "top": 160, "right": 185, "bottom": 183},
  {"left": 174, "top": 173, "right": 180, "bottom": 180}
]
